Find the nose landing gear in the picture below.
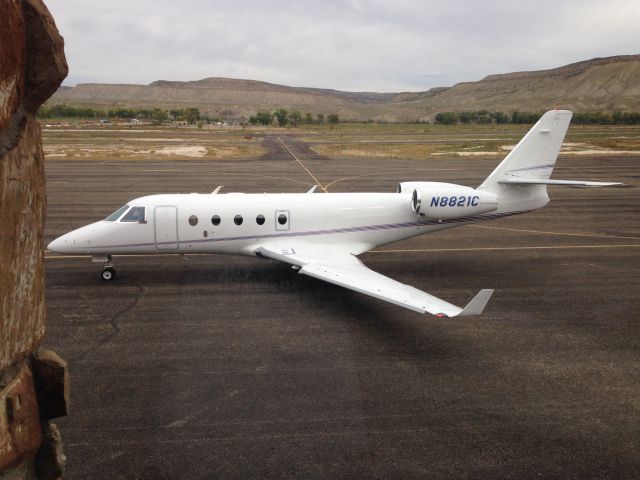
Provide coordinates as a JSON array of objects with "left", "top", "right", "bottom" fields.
[
  {"left": 93, "top": 255, "right": 116, "bottom": 281},
  {"left": 101, "top": 266, "right": 116, "bottom": 281}
]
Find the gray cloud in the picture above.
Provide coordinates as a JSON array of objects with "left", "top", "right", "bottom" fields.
[{"left": 46, "top": 0, "right": 640, "bottom": 91}]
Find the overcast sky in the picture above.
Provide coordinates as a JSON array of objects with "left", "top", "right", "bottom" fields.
[{"left": 47, "top": 0, "right": 639, "bottom": 92}]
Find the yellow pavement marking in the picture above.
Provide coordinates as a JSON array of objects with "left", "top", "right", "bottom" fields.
[
  {"left": 278, "top": 137, "right": 328, "bottom": 192},
  {"left": 467, "top": 224, "right": 640, "bottom": 241},
  {"left": 226, "top": 172, "right": 314, "bottom": 187},
  {"left": 370, "top": 244, "right": 640, "bottom": 254},
  {"left": 324, "top": 173, "right": 389, "bottom": 191}
]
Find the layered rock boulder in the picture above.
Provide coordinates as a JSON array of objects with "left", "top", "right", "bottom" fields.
[{"left": 0, "top": 0, "right": 68, "bottom": 477}]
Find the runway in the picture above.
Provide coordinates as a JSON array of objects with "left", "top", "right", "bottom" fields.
[{"left": 44, "top": 136, "right": 640, "bottom": 479}]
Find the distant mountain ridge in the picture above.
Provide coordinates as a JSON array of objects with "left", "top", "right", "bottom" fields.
[
  {"left": 148, "top": 77, "right": 395, "bottom": 103},
  {"left": 481, "top": 55, "right": 640, "bottom": 81},
  {"left": 50, "top": 55, "right": 640, "bottom": 121}
]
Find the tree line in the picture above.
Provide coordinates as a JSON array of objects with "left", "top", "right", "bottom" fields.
[
  {"left": 249, "top": 109, "right": 339, "bottom": 126},
  {"left": 434, "top": 110, "right": 640, "bottom": 125},
  {"left": 37, "top": 104, "right": 640, "bottom": 126},
  {"left": 37, "top": 104, "right": 341, "bottom": 127},
  {"left": 37, "top": 105, "right": 213, "bottom": 125}
]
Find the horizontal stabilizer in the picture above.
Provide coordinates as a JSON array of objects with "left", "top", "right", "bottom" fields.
[{"left": 499, "top": 177, "right": 622, "bottom": 187}]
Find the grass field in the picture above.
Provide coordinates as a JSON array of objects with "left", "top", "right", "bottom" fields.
[
  {"left": 304, "top": 124, "right": 640, "bottom": 160},
  {"left": 41, "top": 122, "right": 640, "bottom": 161},
  {"left": 42, "top": 124, "right": 265, "bottom": 160}
]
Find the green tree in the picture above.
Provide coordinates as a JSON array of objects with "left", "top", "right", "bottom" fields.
[
  {"left": 170, "top": 109, "right": 185, "bottom": 121},
  {"left": 151, "top": 108, "right": 168, "bottom": 123},
  {"left": 327, "top": 113, "right": 339, "bottom": 124},
  {"left": 612, "top": 111, "right": 623, "bottom": 123},
  {"left": 184, "top": 107, "right": 200, "bottom": 125},
  {"left": 249, "top": 111, "right": 272, "bottom": 125},
  {"left": 289, "top": 111, "right": 302, "bottom": 126},
  {"left": 37, "top": 104, "right": 108, "bottom": 119},
  {"left": 109, "top": 107, "right": 136, "bottom": 118},
  {"left": 493, "top": 111, "right": 510, "bottom": 124},
  {"left": 274, "top": 109, "right": 289, "bottom": 126},
  {"left": 316, "top": 113, "right": 324, "bottom": 124},
  {"left": 434, "top": 112, "right": 459, "bottom": 124},
  {"left": 477, "top": 110, "right": 492, "bottom": 124},
  {"left": 511, "top": 111, "right": 539, "bottom": 124}
]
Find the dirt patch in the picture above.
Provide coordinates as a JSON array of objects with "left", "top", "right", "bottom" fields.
[
  {"left": 154, "top": 146, "right": 206, "bottom": 157},
  {"left": 311, "top": 143, "right": 444, "bottom": 160}
]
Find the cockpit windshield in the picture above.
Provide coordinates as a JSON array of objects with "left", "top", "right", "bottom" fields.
[
  {"left": 104, "top": 205, "right": 129, "bottom": 222},
  {"left": 121, "top": 206, "right": 146, "bottom": 223}
]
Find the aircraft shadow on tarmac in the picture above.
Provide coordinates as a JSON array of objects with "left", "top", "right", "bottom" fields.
[{"left": 47, "top": 255, "right": 480, "bottom": 361}]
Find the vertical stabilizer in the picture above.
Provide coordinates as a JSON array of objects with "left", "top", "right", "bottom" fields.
[{"left": 480, "top": 110, "right": 572, "bottom": 190}]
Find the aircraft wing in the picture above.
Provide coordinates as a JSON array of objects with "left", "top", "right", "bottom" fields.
[{"left": 254, "top": 242, "right": 493, "bottom": 317}]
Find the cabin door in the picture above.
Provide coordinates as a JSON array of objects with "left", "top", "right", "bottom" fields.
[{"left": 154, "top": 206, "right": 178, "bottom": 250}]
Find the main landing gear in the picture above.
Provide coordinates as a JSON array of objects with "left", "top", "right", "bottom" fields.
[{"left": 93, "top": 255, "right": 116, "bottom": 281}]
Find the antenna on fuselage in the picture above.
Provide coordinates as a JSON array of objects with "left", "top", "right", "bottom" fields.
[
  {"left": 211, "top": 186, "right": 224, "bottom": 194},
  {"left": 306, "top": 185, "right": 318, "bottom": 194}
]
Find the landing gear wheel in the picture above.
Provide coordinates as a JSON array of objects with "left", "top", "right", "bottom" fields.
[{"left": 101, "top": 267, "right": 116, "bottom": 281}]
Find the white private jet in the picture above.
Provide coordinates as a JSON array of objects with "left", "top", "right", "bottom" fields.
[{"left": 48, "top": 110, "right": 620, "bottom": 317}]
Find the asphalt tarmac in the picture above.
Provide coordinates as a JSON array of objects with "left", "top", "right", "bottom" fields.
[{"left": 44, "top": 136, "right": 640, "bottom": 479}]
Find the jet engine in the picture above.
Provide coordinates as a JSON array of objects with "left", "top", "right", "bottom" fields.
[{"left": 398, "top": 182, "right": 498, "bottom": 219}]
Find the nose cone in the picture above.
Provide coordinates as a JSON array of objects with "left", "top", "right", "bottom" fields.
[
  {"left": 47, "top": 235, "right": 67, "bottom": 253},
  {"left": 47, "top": 222, "right": 107, "bottom": 254}
]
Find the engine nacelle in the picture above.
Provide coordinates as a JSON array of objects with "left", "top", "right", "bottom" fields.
[
  {"left": 401, "top": 182, "right": 498, "bottom": 219},
  {"left": 397, "top": 182, "right": 431, "bottom": 194}
]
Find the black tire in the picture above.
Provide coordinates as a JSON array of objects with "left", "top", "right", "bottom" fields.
[{"left": 101, "top": 267, "right": 116, "bottom": 281}]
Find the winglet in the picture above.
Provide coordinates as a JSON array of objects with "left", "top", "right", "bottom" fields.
[{"left": 454, "top": 289, "right": 494, "bottom": 317}]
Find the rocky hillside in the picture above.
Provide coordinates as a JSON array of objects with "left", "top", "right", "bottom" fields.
[
  {"left": 49, "top": 55, "right": 640, "bottom": 121},
  {"left": 397, "top": 55, "right": 640, "bottom": 114}
]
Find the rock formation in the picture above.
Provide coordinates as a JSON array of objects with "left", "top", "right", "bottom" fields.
[
  {"left": 0, "top": 0, "right": 68, "bottom": 477},
  {"left": 49, "top": 55, "right": 640, "bottom": 121}
]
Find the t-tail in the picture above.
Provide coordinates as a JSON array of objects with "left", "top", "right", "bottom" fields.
[{"left": 478, "top": 110, "right": 621, "bottom": 213}]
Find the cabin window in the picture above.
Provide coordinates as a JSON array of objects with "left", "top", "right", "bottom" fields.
[
  {"left": 275, "top": 210, "right": 290, "bottom": 231},
  {"left": 256, "top": 214, "right": 265, "bottom": 225},
  {"left": 211, "top": 215, "right": 221, "bottom": 226},
  {"left": 234, "top": 215, "right": 243, "bottom": 225},
  {"left": 188, "top": 215, "right": 198, "bottom": 226},
  {"left": 203, "top": 230, "right": 208, "bottom": 238},
  {"left": 121, "top": 206, "right": 146, "bottom": 223},
  {"left": 105, "top": 205, "right": 129, "bottom": 222}
]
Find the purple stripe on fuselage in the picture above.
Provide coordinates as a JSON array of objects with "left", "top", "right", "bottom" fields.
[{"left": 82, "top": 210, "right": 529, "bottom": 250}]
